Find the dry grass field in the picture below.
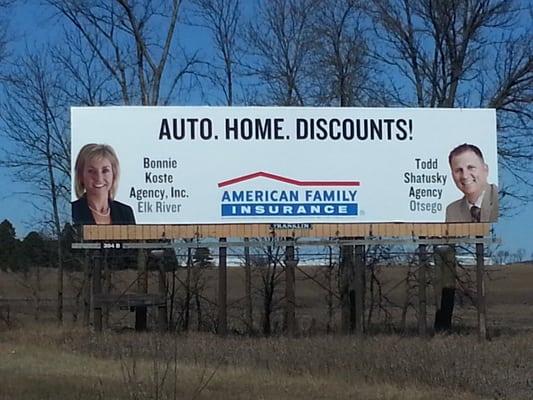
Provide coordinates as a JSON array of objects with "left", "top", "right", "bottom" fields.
[{"left": 1, "top": 263, "right": 532, "bottom": 399}]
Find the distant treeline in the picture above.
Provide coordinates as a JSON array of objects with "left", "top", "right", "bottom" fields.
[
  {"left": 0, "top": 219, "right": 81, "bottom": 272},
  {"left": 0, "top": 219, "right": 216, "bottom": 273}
]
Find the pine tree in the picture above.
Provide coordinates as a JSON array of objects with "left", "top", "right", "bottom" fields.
[{"left": 0, "top": 219, "right": 19, "bottom": 271}]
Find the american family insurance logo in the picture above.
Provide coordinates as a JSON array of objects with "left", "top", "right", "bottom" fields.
[{"left": 218, "top": 172, "right": 360, "bottom": 217}]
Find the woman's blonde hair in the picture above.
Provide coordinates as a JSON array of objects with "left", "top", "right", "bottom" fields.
[{"left": 74, "top": 143, "right": 120, "bottom": 199}]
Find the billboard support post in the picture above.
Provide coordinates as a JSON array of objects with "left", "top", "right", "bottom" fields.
[
  {"left": 158, "top": 255, "right": 168, "bottom": 331},
  {"left": 284, "top": 237, "right": 296, "bottom": 337},
  {"left": 476, "top": 241, "right": 487, "bottom": 341},
  {"left": 244, "top": 238, "right": 253, "bottom": 334},
  {"left": 418, "top": 243, "right": 428, "bottom": 336},
  {"left": 93, "top": 250, "right": 102, "bottom": 332},
  {"left": 354, "top": 242, "right": 365, "bottom": 335},
  {"left": 218, "top": 237, "right": 227, "bottom": 336},
  {"left": 135, "top": 248, "right": 147, "bottom": 331},
  {"left": 434, "top": 245, "right": 457, "bottom": 332},
  {"left": 103, "top": 250, "right": 110, "bottom": 329},
  {"left": 340, "top": 242, "right": 355, "bottom": 334},
  {"left": 82, "top": 250, "right": 91, "bottom": 327}
]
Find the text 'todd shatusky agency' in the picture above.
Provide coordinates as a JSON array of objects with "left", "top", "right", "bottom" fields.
[{"left": 405, "top": 158, "right": 446, "bottom": 214}]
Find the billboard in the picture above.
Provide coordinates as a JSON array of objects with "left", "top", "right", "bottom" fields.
[{"left": 71, "top": 107, "right": 498, "bottom": 225}]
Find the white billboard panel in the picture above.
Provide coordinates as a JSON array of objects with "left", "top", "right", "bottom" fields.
[{"left": 71, "top": 107, "right": 498, "bottom": 225}]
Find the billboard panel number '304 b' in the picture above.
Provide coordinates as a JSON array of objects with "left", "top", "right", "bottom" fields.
[{"left": 71, "top": 107, "right": 498, "bottom": 225}]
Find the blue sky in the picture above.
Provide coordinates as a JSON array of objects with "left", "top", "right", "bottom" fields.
[{"left": 1, "top": 2, "right": 531, "bottom": 256}]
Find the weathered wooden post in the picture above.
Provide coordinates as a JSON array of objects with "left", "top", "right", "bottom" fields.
[
  {"left": 244, "top": 237, "right": 253, "bottom": 333},
  {"left": 418, "top": 243, "right": 427, "bottom": 336},
  {"left": 135, "top": 248, "right": 147, "bottom": 331},
  {"left": 93, "top": 250, "right": 102, "bottom": 332},
  {"left": 284, "top": 237, "right": 296, "bottom": 336},
  {"left": 476, "top": 241, "right": 487, "bottom": 340},
  {"left": 102, "top": 249, "right": 110, "bottom": 329},
  {"left": 354, "top": 240, "right": 365, "bottom": 335},
  {"left": 218, "top": 237, "right": 227, "bottom": 336},
  {"left": 340, "top": 241, "right": 355, "bottom": 334},
  {"left": 83, "top": 250, "right": 91, "bottom": 327},
  {"left": 158, "top": 251, "right": 168, "bottom": 331},
  {"left": 434, "top": 245, "right": 456, "bottom": 332}
]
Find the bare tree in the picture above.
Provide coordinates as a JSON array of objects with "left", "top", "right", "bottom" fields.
[
  {"left": 0, "top": 1, "right": 14, "bottom": 84},
  {"left": 372, "top": 0, "right": 515, "bottom": 105},
  {"left": 514, "top": 248, "right": 526, "bottom": 263},
  {"left": 178, "top": 250, "right": 211, "bottom": 332},
  {"left": 369, "top": 0, "right": 532, "bottom": 194},
  {"left": 494, "top": 249, "right": 508, "bottom": 265},
  {"left": 191, "top": 0, "right": 241, "bottom": 105},
  {"left": 486, "top": 32, "right": 533, "bottom": 203},
  {"left": 244, "top": 0, "right": 319, "bottom": 106},
  {"left": 249, "top": 241, "right": 286, "bottom": 335},
  {"left": 309, "top": 0, "right": 378, "bottom": 106},
  {"left": 38, "top": 0, "right": 205, "bottom": 328},
  {"left": 0, "top": 51, "right": 70, "bottom": 322},
  {"left": 51, "top": 31, "right": 120, "bottom": 106},
  {"left": 45, "top": 0, "right": 201, "bottom": 105},
  {"left": 0, "top": 3, "right": 9, "bottom": 66}
]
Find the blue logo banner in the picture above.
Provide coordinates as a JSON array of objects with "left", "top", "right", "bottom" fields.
[{"left": 221, "top": 203, "right": 358, "bottom": 216}]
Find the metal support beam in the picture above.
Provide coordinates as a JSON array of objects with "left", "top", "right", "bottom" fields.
[{"left": 73, "top": 236, "right": 498, "bottom": 250}]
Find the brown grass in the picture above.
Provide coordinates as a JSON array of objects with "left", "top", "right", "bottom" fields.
[
  {"left": 3, "top": 323, "right": 532, "bottom": 399},
  {"left": 1, "top": 264, "right": 532, "bottom": 399}
]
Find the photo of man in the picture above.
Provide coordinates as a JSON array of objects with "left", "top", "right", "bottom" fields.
[{"left": 445, "top": 143, "right": 498, "bottom": 222}]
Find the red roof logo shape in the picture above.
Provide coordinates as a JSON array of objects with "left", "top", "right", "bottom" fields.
[{"left": 218, "top": 171, "right": 360, "bottom": 188}]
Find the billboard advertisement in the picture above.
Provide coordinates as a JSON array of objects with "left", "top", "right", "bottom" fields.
[{"left": 71, "top": 107, "right": 498, "bottom": 225}]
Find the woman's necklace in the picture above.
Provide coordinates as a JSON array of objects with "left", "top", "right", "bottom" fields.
[{"left": 88, "top": 204, "right": 110, "bottom": 217}]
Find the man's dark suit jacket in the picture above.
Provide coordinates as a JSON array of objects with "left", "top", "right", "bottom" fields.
[
  {"left": 445, "top": 183, "right": 498, "bottom": 222},
  {"left": 72, "top": 196, "right": 136, "bottom": 225}
]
